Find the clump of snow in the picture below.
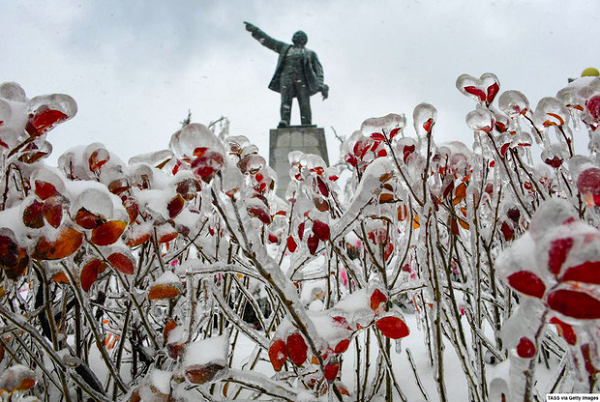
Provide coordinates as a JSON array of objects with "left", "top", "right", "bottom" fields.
[
  {"left": 154, "top": 271, "right": 180, "bottom": 286},
  {"left": 184, "top": 335, "right": 229, "bottom": 367}
]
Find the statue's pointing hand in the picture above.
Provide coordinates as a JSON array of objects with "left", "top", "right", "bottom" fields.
[{"left": 244, "top": 22, "right": 258, "bottom": 33}]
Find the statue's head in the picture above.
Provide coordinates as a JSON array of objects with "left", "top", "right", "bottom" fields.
[{"left": 292, "top": 31, "right": 308, "bottom": 46}]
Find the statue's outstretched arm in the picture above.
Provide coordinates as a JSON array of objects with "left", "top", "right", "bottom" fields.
[{"left": 244, "top": 22, "right": 286, "bottom": 53}]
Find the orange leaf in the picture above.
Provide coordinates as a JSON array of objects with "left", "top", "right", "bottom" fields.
[
  {"left": 51, "top": 271, "right": 71, "bottom": 285},
  {"left": 108, "top": 252, "right": 135, "bottom": 275},
  {"left": 458, "top": 218, "right": 470, "bottom": 230},
  {"left": 33, "top": 227, "right": 83, "bottom": 260},
  {"left": 379, "top": 193, "right": 395, "bottom": 204},
  {"left": 185, "top": 363, "right": 225, "bottom": 385},
  {"left": 164, "top": 318, "right": 178, "bottom": 344},
  {"left": 80, "top": 259, "right": 108, "bottom": 292},
  {"left": 148, "top": 283, "right": 181, "bottom": 300},
  {"left": 454, "top": 182, "right": 467, "bottom": 201},
  {"left": 412, "top": 214, "right": 420, "bottom": 229},
  {"left": 156, "top": 224, "right": 178, "bottom": 244},
  {"left": 91, "top": 220, "right": 127, "bottom": 246}
]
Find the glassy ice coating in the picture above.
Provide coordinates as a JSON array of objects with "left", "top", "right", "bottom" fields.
[{"left": 1, "top": 75, "right": 600, "bottom": 401}]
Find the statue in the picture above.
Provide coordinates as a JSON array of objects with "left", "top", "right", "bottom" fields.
[{"left": 244, "top": 22, "right": 329, "bottom": 128}]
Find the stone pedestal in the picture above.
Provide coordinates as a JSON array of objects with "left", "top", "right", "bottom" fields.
[{"left": 269, "top": 126, "right": 329, "bottom": 199}]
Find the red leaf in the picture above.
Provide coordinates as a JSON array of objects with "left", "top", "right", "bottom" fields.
[
  {"left": 549, "top": 317, "right": 577, "bottom": 345},
  {"left": 334, "top": 339, "right": 351, "bottom": 354},
  {"left": 370, "top": 132, "right": 386, "bottom": 141},
  {"left": 375, "top": 316, "right": 410, "bottom": 339},
  {"left": 81, "top": 259, "right": 108, "bottom": 292},
  {"left": 487, "top": 82, "right": 500, "bottom": 103},
  {"left": 167, "top": 194, "right": 185, "bottom": 219},
  {"left": 317, "top": 176, "right": 329, "bottom": 197},
  {"left": 88, "top": 149, "right": 110, "bottom": 173},
  {"left": 287, "top": 236, "right": 297, "bottom": 253},
  {"left": 561, "top": 261, "right": 600, "bottom": 284},
  {"left": 324, "top": 361, "right": 339, "bottom": 382},
  {"left": 26, "top": 107, "right": 68, "bottom": 137},
  {"left": 33, "top": 227, "right": 83, "bottom": 260},
  {"left": 370, "top": 289, "right": 387, "bottom": 311},
  {"left": 581, "top": 344, "right": 599, "bottom": 375},
  {"left": 108, "top": 252, "right": 135, "bottom": 275},
  {"left": 507, "top": 271, "right": 546, "bottom": 298},
  {"left": 268, "top": 339, "right": 288, "bottom": 371},
  {"left": 500, "top": 221, "right": 514, "bottom": 241},
  {"left": 42, "top": 197, "right": 63, "bottom": 228},
  {"left": 516, "top": 337, "right": 536, "bottom": 358},
  {"left": 464, "top": 86, "right": 486, "bottom": 102},
  {"left": 91, "top": 220, "right": 127, "bottom": 246},
  {"left": 500, "top": 143, "right": 510, "bottom": 157},
  {"left": 123, "top": 197, "right": 139, "bottom": 223},
  {"left": 74, "top": 207, "right": 106, "bottom": 229},
  {"left": 403, "top": 145, "right": 415, "bottom": 163},
  {"left": 108, "top": 178, "right": 130, "bottom": 195},
  {"left": 389, "top": 127, "right": 401, "bottom": 139},
  {"left": 307, "top": 234, "right": 319, "bottom": 255},
  {"left": 0, "top": 233, "right": 29, "bottom": 279},
  {"left": 548, "top": 237, "right": 573, "bottom": 275},
  {"left": 422, "top": 117, "right": 435, "bottom": 133},
  {"left": 23, "top": 199, "right": 45, "bottom": 228},
  {"left": 248, "top": 207, "right": 271, "bottom": 224},
  {"left": 34, "top": 180, "right": 59, "bottom": 200},
  {"left": 312, "top": 220, "right": 330, "bottom": 241},
  {"left": 546, "top": 289, "right": 600, "bottom": 319},
  {"left": 286, "top": 332, "right": 308, "bottom": 366},
  {"left": 298, "top": 222, "right": 305, "bottom": 240}
]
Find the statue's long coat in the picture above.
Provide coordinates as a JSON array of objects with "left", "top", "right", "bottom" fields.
[{"left": 250, "top": 29, "right": 324, "bottom": 96}]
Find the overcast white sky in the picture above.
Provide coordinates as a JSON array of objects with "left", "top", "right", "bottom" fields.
[{"left": 2, "top": 0, "right": 599, "bottom": 165}]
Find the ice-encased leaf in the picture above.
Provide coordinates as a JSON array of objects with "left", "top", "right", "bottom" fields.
[
  {"left": 128, "top": 149, "right": 174, "bottom": 168},
  {"left": 532, "top": 97, "right": 569, "bottom": 129},
  {"left": 183, "top": 335, "right": 228, "bottom": 377},
  {"left": 456, "top": 73, "right": 500, "bottom": 104},
  {"left": 31, "top": 168, "right": 65, "bottom": 200},
  {"left": 360, "top": 113, "right": 406, "bottom": 140},
  {"left": 546, "top": 288, "right": 600, "bottom": 319},
  {"left": 32, "top": 227, "right": 84, "bottom": 260},
  {"left": 286, "top": 332, "right": 308, "bottom": 366},
  {"left": 506, "top": 271, "right": 546, "bottom": 298},
  {"left": 0, "top": 82, "right": 27, "bottom": 102},
  {"left": 466, "top": 109, "right": 495, "bottom": 133},
  {"left": 413, "top": 103, "right": 437, "bottom": 139},
  {"left": 268, "top": 338, "right": 288, "bottom": 371},
  {"left": 0, "top": 364, "right": 37, "bottom": 392},
  {"left": 25, "top": 94, "right": 77, "bottom": 137},
  {"left": 528, "top": 198, "right": 577, "bottom": 241},
  {"left": 499, "top": 90, "right": 530, "bottom": 117},
  {"left": 170, "top": 123, "right": 225, "bottom": 160}
]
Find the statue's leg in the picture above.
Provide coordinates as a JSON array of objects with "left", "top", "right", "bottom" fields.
[
  {"left": 297, "top": 83, "right": 311, "bottom": 126},
  {"left": 280, "top": 83, "right": 293, "bottom": 127}
]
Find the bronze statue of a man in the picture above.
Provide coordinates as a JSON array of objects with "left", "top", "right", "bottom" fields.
[{"left": 244, "top": 22, "right": 329, "bottom": 128}]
